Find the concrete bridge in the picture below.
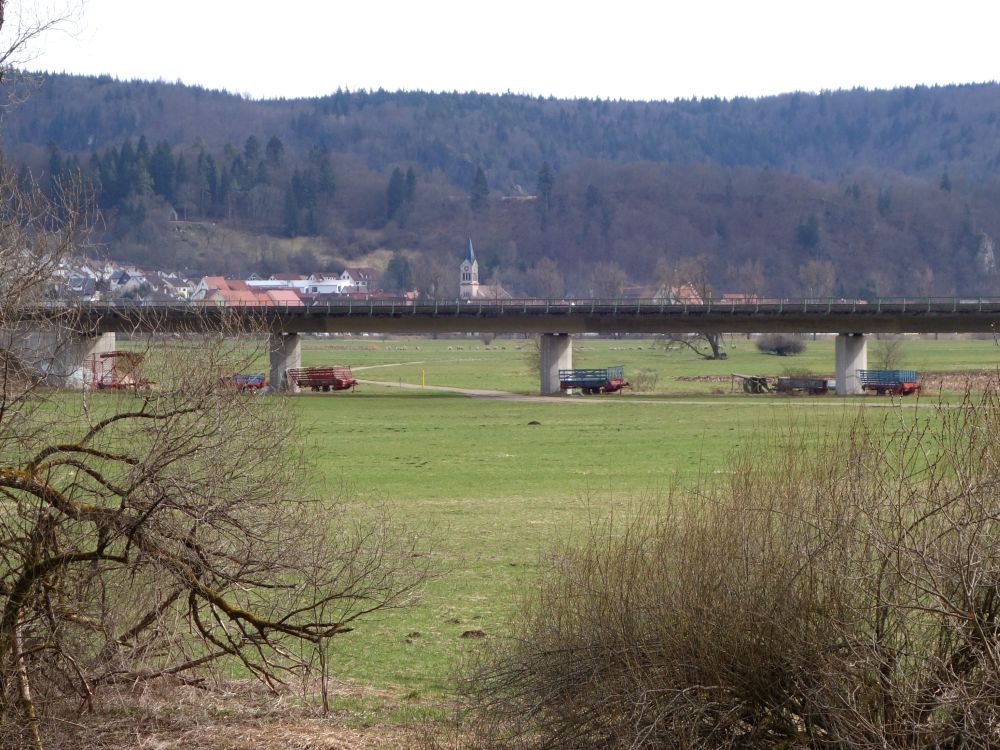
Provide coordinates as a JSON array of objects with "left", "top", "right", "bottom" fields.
[{"left": 42, "top": 297, "right": 1000, "bottom": 395}]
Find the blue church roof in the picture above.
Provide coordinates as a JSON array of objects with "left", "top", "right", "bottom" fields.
[{"left": 464, "top": 238, "right": 476, "bottom": 264}]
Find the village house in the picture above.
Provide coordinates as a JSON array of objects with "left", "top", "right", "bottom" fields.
[{"left": 341, "top": 268, "right": 378, "bottom": 293}]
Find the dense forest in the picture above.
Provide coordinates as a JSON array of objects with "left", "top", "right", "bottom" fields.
[{"left": 4, "top": 73, "right": 1000, "bottom": 298}]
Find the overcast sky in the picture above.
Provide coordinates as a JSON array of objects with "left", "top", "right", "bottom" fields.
[{"left": 17, "top": 1, "right": 1000, "bottom": 102}]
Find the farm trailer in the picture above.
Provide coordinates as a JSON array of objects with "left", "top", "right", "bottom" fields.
[
  {"left": 732, "top": 373, "right": 771, "bottom": 394},
  {"left": 776, "top": 376, "right": 833, "bottom": 395},
  {"left": 221, "top": 373, "right": 267, "bottom": 391},
  {"left": 84, "top": 351, "right": 151, "bottom": 390},
  {"left": 558, "top": 366, "right": 629, "bottom": 395},
  {"left": 857, "top": 369, "right": 921, "bottom": 396},
  {"left": 286, "top": 366, "right": 358, "bottom": 392}
]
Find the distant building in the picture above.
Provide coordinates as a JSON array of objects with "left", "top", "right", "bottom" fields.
[
  {"left": 192, "top": 276, "right": 304, "bottom": 306},
  {"left": 459, "top": 239, "right": 512, "bottom": 300},
  {"left": 652, "top": 283, "right": 704, "bottom": 304},
  {"left": 341, "top": 267, "right": 377, "bottom": 293}
]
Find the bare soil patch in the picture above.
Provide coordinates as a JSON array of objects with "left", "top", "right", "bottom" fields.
[{"left": 920, "top": 370, "right": 1000, "bottom": 392}]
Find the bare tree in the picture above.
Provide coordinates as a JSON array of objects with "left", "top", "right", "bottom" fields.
[
  {"left": 798, "top": 258, "right": 837, "bottom": 298},
  {"left": 657, "top": 330, "right": 727, "bottom": 360},
  {"left": 871, "top": 335, "right": 906, "bottom": 369},
  {"left": 410, "top": 251, "right": 452, "bottom": 299},
  {"left": 532, "top": 257, "right": 564, "bottom": 299},
  {"left": 725, "top": 258, "right": 766, "bottom": 299},
  {"left": 908, "top": 263, "right": 935, "bottom": 297},
  {"left": 0, "top": 175, "right": 427, "bottom": 750},
  {"left": 657, "top": 255, "right": 727, "bottom": 359},
  {"left": 589, "top": 261, "right": 626, "bottom": 299},
  {"left": 0, "top": 1, "right": 81, "bottom": 98}
]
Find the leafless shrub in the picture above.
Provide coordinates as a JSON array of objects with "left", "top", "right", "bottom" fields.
[
  {"left": 756, "top": 332, "right": 806, "bottom": 355},
  {"left": 464, "top": 386, "right": 1000, "bottom": 748},
  {"left": 630, "top": 368, "right": 658, "bottom": 392},
  {"left": 872, "top": 335, "right": 907, "bottom": 370},
  {"left": 0, "top": 168, "right": 430, "bottom": 750}
]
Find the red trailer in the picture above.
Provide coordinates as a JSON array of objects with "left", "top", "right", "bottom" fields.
[{"left": 286, "top": 366, "right": 357, "bottom": 392}]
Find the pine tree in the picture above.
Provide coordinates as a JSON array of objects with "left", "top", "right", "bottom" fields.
[
  {"left": 405, "top": 167, "right": 417, "bottom": 202},
  {"left": 266, "top": 135, "right": 284, "bottom": 165},
  {"left": 537, "top": 162, "right": 554, "bottom": 209},
  {"left": 387, "top": 252, "right": 412, "bottom": 290},
  {"left": 46, "top": 142, "right": 63, "bottom": 193},
  {"left": 311, "top": 145, "right": 336, "bottom": 195},
  {"left": 386, "top": 167, "right": 407, "bottom": 221},
  {"left": 536, "top": 161, "right": 555, "bottom": 227},
  {"left": 470, "top": 165, "right": 488, "bottom": 211},
  {"left": 244, "top": 135, "right": 261, "bottom": 162},
  {"left": 149, "top": 140, "right": 176, "bottom": 201}
]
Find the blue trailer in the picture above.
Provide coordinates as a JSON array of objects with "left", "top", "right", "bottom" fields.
[
  {"left": 558, "top": 366, "right": 629, "bottom": 395},
  {"left": 857, "top": 369, "right": 920, "bottom": 396},
  {"left": 221, "top": 373, "right": 267, "bottom": 391}
]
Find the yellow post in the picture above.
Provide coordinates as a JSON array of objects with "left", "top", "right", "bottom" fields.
[{"left": 421, "top": 369, "right": 426, "bottom": 387}]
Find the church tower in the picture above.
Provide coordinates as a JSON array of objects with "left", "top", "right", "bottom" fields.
[{"left": 459, "top": 237, "right": 480, "bottom": 299}]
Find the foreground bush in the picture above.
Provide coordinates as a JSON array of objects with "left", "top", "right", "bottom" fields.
[{"left": 464, "top": 390, "right": 1000, "bottom": 748}]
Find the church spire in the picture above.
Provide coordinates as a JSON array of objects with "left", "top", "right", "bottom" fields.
[{"left": 460, "top": 237, "right": 480, "bottom": 299}]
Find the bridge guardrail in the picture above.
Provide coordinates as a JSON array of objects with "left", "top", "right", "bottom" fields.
[{"left": 40, "top": 296, "right": 1000, "bottom": 319}]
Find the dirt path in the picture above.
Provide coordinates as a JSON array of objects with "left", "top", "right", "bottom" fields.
[
  {"left": 351, "top": 361, "right": 426, "bottom": 371},
  {"left": 357, "top": 378, "right": 566, "bottom": 401},
  {"left": 356, "top": 378, "right": 939, "bottom": 407}
]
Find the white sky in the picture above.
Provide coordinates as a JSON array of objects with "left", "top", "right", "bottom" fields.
[{"left": 17, "top": 1, "right": 1000, "bottom": 102}]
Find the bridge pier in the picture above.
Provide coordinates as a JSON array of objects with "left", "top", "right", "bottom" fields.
[
  {"left": 835, "top": 333, "right": 867, "bottom": 396},
  {"left": 20, "top": 329, "right": 117, "bottom": 388},
  {"left": 269, "top": 333, "right": 301, "bottom": 393},
  {"left": 539, "top": 333, "right": 572, "bottom": 395}
]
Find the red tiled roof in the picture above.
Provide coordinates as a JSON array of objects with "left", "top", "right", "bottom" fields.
[{"left": 266, "top": 289, "right": 304, "bottom": 305}]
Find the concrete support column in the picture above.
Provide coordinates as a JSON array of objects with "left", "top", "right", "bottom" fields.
[
  {"left": 46, "top": 331, "right": 116, "bottom": 388},
  {"left": 269, "top": 333, "right": 301, "bottom": 393},
  {"left": 835, "top": 333, "right": 867, "bottom": 396},
  {"left": 539, "top": 333, "right": 572, "bottom": 395}
]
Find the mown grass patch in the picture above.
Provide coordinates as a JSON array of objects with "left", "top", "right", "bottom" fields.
[{"left": 295, "top": 388, "right": 921, "bottom": 693}]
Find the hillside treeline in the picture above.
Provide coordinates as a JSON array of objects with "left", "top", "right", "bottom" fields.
[{"left": 5, "top": 73, "right": 1000, "bottom": 297}]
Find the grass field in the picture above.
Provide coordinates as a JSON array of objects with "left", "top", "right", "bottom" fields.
[
  {"left": 298, "top": 333, "right": 1000, "bottom": 395},
  {"left": 284, "top": 334, "right": 1000, "bottom": 715}
]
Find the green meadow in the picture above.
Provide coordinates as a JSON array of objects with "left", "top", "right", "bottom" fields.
[
  {"left": 284, "top": 334, "right": 1000, "bottom": 708},
  {"left": 299, "top": 334, "right": 1000, "bottom": 395}
]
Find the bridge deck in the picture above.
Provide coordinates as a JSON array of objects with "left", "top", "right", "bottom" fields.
[{"left": 43, "top": 298, "right": 1000, "bottom": 335}]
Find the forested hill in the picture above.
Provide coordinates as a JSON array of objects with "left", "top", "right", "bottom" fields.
[{"left": 4, "top": 73, "right": 1000, "bottom": 298}]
